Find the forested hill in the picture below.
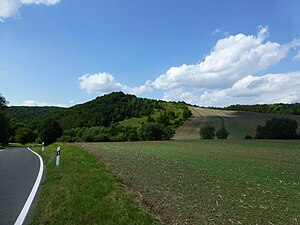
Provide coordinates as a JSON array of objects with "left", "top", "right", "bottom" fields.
[
  {"left": 223, "top": 103, "right": 300, "bottom": 115},
  {"left": 58, "top": 92, "right": 164, "bottom": 129},
  {"left": 7, "top": 106, "right": 65, "bottom": 122},
  {"left": 7, "top": 92, "right": 190, "bottom": 130},
  {"left": 6, "top": 92, "right": 191, "bottom": 144}
]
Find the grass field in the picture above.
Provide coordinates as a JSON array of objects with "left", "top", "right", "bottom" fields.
[
  {"left": 30, "top": 143, "right": 154, "bottom": 225},
  {"left": 76, "top": 140, "right": 300, "bottom": 224}
]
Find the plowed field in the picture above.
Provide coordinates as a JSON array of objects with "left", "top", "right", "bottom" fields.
[{"left": 174, "top": 107, "right": 300, "bottom": 140}]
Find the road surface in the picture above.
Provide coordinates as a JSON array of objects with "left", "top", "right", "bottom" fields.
[{"left": 0, "top": 147, "right": 43, "bottom": 225}]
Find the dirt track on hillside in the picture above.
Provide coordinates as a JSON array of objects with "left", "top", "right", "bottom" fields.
[{"left": 173, "top": 107, "right": 300, "bottom": 140}]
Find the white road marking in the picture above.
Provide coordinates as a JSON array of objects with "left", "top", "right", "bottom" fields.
[{"left": 14, "top": 147, "right": 44, "bottom": 225}]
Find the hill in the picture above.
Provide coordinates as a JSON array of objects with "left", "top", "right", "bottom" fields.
[
  {"left": 174, "top": 106, "right": 300, "bottom": 140},
  {"left": 7, "top": 92, "right": 191, "bottom": 143}
]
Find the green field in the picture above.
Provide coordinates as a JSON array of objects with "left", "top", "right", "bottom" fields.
[
  {"left": 76, "top": 140, "right": 300, "bottom": 224},
  {"left": 30, "top": 143, "right": 154, "bottom": 225}
]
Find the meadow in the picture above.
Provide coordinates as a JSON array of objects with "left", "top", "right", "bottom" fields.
[
  {"left": 30, "top": 143, "right": 154, "bottom": 225},
  {"left": 76, "top": 140, "right": 300, "bottom": 224}
]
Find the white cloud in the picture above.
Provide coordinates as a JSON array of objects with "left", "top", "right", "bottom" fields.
[
  {"left": 294, "top": 51, "right": 300, "bottom": 61},
  {"left": 22, "top": 99, "right": 74, "bottom": 107},
  {"left": 211, "top": 28, "right": 230, "bottom": 37},
  {"left": 78, "top": 72, "right": 153, "bottom": 96},
  {"left": 198, "top": 72, "right": 300, "bottom": 106},
  {"left": 152, "top": 26, "right": 294, "bottom": 90},
  {"left": 0, "top": 0, "right": 60, "bottom": 21},
  {"left": 78, "top": 26, "right": 300, "bottom": 107}
]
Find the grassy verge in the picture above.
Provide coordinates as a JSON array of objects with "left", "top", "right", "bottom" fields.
[
  {"left": 0, "top": 143, "right": 24, "bottom": 149},
  {"left": 76, "top": 140, "right": 300, "bottom": 224},
  {"left": 30, "top": 143, "right": 154, "bottom": 225}
]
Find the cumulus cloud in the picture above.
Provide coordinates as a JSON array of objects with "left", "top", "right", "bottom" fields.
[
  {"left": 22, "top": 99, "right": 74, "bottom": 107},
  {"left": 78, "top": 72, "right": 153, "bottom": 95},
  {"left": 294, "top": 51, "right": 300, "bottom": 61},
  {"left": 199, "top": 72, "right": 300, "bottom": 106},
  {"left": 211, "top": 28, "right": 230, "bottom": 36},
  {"left": 78, "top": 26, "right": 300, "bottom": 107},
  {"left": 0, "top": 0, "right": 60, "bottom": 21},
  {"left": 152, "top": 26, "right": 294, "bottom": 90}
]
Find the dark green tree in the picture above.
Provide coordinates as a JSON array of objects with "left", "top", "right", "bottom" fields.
[
  {"left": 0, "top": 94, "right": 9, "bottom": 144},
  {"left": 199, "top": 125, "right": 215, "bottom": 139},
  {"left": 146, "top": 115, "right": 155, "bottom": 123},
  {"left": 245, "top": 135, "right": 252, "bottom": 139},
  {"left": 14, "top": 127, "right": 36, "bottom": 145},
  {"left": 138, "top": 122, "right": 173, "bottom": 141},
  {"left": 182, "top": 107, "right": 192, "bottom": 119},
  {"left": 216, "top": 127, "right": 230, "bottom": 139},
  {"left": 256, "top": 118, "right": 298, "bottom": 139},
  {"left": 38, "top": 119, "right": 63, "bottom": 145}
]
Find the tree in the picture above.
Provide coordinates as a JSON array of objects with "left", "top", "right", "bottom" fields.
[
  {"left": 216, "top": 127, "right": 229, "bottom": 139},
  {"left": 256, "top": 118, "right": 298, "bottom": 139},
  {"left": 146, "top": 115, "right": 155, "bottom": 123},
  {"left": 245, "top": 135, "right": 252, "bottom": 139},
  {"left": 14, "top": 127, "right": 36, "bottom": 145},
  {"left": 0, "top": 94, "right": 9, "bottom": 144},
  {"left": 200, "top": 125, "right": 215, "bottom": 139},
  {"left": 138, "top": 122, "right": 173, "bottom": 141},
  {"left": 182, "top": 107, "right": 192, "bottom": 119},
  {"left": 38, "top": 119, "right": 63, "bottom": 145}
]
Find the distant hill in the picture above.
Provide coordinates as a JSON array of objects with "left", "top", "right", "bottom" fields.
[{"left": 174, "top": 106, "right": 300, "bottom": 140}]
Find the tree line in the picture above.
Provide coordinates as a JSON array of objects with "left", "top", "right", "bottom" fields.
[
  {"left": 223, "top": 103, "right": 300, "bottom": 115},
  {"left": 3, "top": 92, "right": 192, "bottom": 145},
  {"left": 199, "top": 117, "right": 299, "bottom": 140}
]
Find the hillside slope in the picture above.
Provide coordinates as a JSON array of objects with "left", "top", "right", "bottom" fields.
[{"left": 174, "top": 107, "right": 300, "bottom": 140}]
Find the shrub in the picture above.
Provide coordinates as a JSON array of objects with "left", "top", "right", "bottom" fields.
[
  {"left": 216, "top": 127, "right": 230, "bottom": 139},
  {"left": 199, "top": 125, "right": 215, "bottom": 139},
  {"left": 138, "top": 122, "right": 173, "bottom": 141},
  {"left": 245, "top": 135, "right": 252, "bottom": 139},
  {"left": 14, "top": 127, "right": 36, "bottom": 145}
]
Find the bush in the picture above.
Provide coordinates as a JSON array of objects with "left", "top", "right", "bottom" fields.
[
  {"left": 216, "top": 127, "right": 229, "bottom": 139},
  {"left": 38, "top": 119, "right": 63, "bottom": 145},
  {"left": 138, "top": 122, "right": 173, "bottom": 141},
  {"left": 93, "top": 134, "right": 111, "bottom": 142},
  {"left": 256, "top": 118, "right": 298, "bottom": 139},
  {"left": 14, "top": 127, "right": 36, "bottom": 145},
  {"left": 127, "top": 130, "right": 139, "bottom": 141},
  {"left": 245, "top": 135, "right": 252, "bottom": 139},
  {"left": 200, "top": 125, "right": 215, "bottom": 139}
]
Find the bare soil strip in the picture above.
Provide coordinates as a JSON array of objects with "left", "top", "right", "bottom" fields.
[{"left": 173, "top": 107, "right": 207, "bottom": 140}]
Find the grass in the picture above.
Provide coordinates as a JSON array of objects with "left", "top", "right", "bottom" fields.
[
  {"left": 0, "top": 143, "right": 24, "bottom": 149},
  {"left": 30, "top": 143, "right": 154, "bottom": 225},
  {"left": 76, "top": 140, "right": 300, "bottom": 224},
  {"left": 119, "top": 102, "right": 187, "bottom": 128}
]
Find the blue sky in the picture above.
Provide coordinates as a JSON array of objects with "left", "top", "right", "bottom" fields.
[{"left": 1, "top": 0, "right": 300, "bottom": 107}]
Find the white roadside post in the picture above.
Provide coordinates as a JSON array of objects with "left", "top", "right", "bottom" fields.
[
  {"left": 56, "top": 145, "right": 61, "bottom": 166},
  {"left": 42, "top": 142, "right": 45, "bottom": 151}
]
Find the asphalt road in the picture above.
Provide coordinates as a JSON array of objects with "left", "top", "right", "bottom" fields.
[{"left": 0, "top": 147, "right": 41, "bottom": 225}]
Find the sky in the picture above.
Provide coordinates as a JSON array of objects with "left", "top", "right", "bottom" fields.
[{"left": 0, "top": 0, "right": 300, "bottom": 107}]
